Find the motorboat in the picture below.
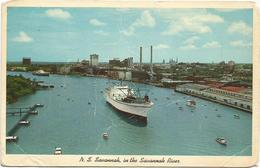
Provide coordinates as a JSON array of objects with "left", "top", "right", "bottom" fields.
[
  {"left": 103, "top": 132, "right": 109, "bottom": 139},
  {"left": 234, "top": 114, "right": 240, "bottom": 119},
  {"left": 19, "top": 120, "right": 30, "bottom": 125},
  {"left": 216, "top": 137, "right": 227, "bottom": 146},
  {"left": 54, "top": 147, "right": 62, "bottom": 155},
  {"left": 187, "top": 100, "right": 196, "bottom": 107}
]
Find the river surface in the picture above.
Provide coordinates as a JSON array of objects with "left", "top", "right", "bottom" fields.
[{"left": 6, "top": 72, "right": 252, "bottom": 155}]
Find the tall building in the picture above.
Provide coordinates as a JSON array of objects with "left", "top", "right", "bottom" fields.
[
  {"left": 22, "top": 57, "right": 31, "bottom": 65},
  {"left": 90, "top": 54, "right": 99, "bottom": 67}
]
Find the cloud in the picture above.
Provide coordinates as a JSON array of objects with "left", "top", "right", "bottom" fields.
[
  {"left": 94, "top": 30, "right": 109, "bottom": 36},
  {"left": 89, "top": 19, "right": 106, "bottom": 26},
  {"left": 12, "top": 31, "right": 33, "bottom": 42},
  {"left": 160, "top": 10, "right": 224, "bottom": 35},
  {"left": 154, "top": 44, "right": 170, "bottom": 50},
  {"left": 120, "top": 10, "right": 155, "bottom": 36},
  {"left": 183, "top": 36, "right": 200, "bottom": 45},
  {"left": 230, "top": 40, "right": 252, "bottom": 47},
  {"left": 46, "top": 9, "right": 71, "bottom": 20},
  {"left": 202, "top": 41, "right": 221, "bottom": 48},
  {"left": 180, "top": 36, "right": 200, "bottom": 50},
  {"left": 180, "top": 44, "right": 197, "bottom": 50},
  {"left": 228, "top": 21, "right": 252, "bottom": 36}
]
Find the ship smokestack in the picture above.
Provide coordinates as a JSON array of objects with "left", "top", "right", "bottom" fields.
[{"left": 140, "top": 46, "right": 143, "bottom": 71}]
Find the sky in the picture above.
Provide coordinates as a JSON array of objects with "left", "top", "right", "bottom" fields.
[{"left": 7, "top": 7, "right": 253, "bottom": 63}]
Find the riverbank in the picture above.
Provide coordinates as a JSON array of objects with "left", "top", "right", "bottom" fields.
[{"left": 7, "top": 75, "right": 37, "bottom": 104}]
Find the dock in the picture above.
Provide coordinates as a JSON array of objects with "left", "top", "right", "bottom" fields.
[
  {"left": 6, "top": 136, "right": 18, "bottom": 142},
  {"left": 6, "top": 104, "right": 43, "bottom": 141},
  {"left": 175, "top": 84, "right": 252, "bottom": 113}
]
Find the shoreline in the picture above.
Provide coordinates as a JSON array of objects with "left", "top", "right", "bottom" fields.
[{"left": 7, "top": 71, "right": 252, "bottom": 113}]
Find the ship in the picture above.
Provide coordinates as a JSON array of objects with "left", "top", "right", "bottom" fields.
[
  {"left": 105, "top": 84, "right": 153, "bottom": 119},
  {"left": 32, "top": 70, "right": 50, "bottom": 76}
]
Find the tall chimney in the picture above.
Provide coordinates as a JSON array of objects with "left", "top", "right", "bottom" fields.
[
  {"left": 150, "top": 45, "right": 153, "bottom": 73},
  {"left": 140, "top": 46, "right": 143, "bottom": 71}
]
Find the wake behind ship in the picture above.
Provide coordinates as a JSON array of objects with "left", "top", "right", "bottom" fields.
[{"left": 105, "top": 84, "right": 153, "bottom": 119}]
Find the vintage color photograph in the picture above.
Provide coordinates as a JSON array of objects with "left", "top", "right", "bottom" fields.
[{"left": 6, "top": 7, "right": 252, "bottom": 156}]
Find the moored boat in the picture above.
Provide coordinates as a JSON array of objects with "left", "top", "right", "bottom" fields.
[
  {"left": 6, "top": 136, "right": 18, "bottom": 142},
  {"left": 32, "top": 70, "right": 50, "bottom": 76},
  {"left": 105, "top": 84, "right": 153, "bottom": 119}
]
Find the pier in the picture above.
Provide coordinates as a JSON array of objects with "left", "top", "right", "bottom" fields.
[
  {"left": 175, "top": 84, "right": 252, "bottom": 113},
  {"left": 6, "top": 104, "right": 43, "bottom": 141}
]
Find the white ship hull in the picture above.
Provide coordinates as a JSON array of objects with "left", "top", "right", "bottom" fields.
[{"left": 105, "top": 86, "right": 153, "bottom": 118}]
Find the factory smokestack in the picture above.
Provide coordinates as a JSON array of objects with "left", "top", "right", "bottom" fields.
[
  {"left": 140, "top": 46, "right": 143, "bottom": 71},
  {"left": 150, "top": 45, "right": 153, "bottom": 73}
]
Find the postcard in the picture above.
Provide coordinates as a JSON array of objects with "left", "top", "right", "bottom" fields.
[{"left": 0, "top": 0, "right": 259, "bottom": 167}]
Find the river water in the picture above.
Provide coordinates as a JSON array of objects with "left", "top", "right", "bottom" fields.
[{"left": 6, "top": 72, "right": 252, "bottom": 155}]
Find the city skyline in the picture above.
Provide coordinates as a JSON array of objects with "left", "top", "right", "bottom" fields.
[{"left": 7, "top": 8, "right": 253, "bottom": 63}]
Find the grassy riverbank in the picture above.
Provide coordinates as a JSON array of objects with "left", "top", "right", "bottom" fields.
[{"left": 7, "top": 75, "right": 37, "bottom": 104}]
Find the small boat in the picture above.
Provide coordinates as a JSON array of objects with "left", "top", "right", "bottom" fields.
[
  {"left": 54, "top": 147, "right": 62, "bottom": 155},
  {"left": 216, "top": 137, "right": 227, "bottom": 145},
  {"left": 29, "top": 110, "right": 38, "bottom": 115},
  {"left": 6, "top": 136, "right": 18, "bottom": 142},
  {"left": 34, "top": 103, "right": 44, "bottom": 107},
  {"left": 234, "top": 114, "right": 240, "bottom": 119},
  {"left": 186, "top": 100, "right": 196, "bottom": 107},
  {"left": 216, "top": 114, "right": 222, "bottom": 118},
  {"left": 19, "top": 120, "right": 30, "bottom": 125},
  {"left": 103, "top": 133, "right": 109, "bottom": 139}
]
